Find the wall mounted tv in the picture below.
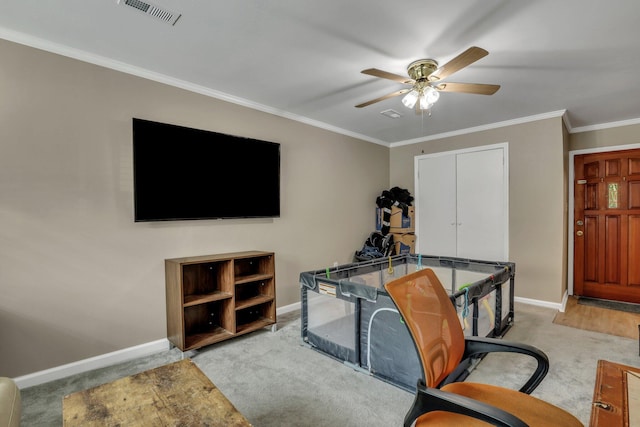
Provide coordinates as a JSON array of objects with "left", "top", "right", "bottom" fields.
[{"left": 132, "top": 118, "right": 280, "bottom": 222}]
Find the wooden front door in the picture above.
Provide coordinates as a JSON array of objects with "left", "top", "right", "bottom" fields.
[{"left": 574, "top": 149, "right": 640, "bottom": 303}]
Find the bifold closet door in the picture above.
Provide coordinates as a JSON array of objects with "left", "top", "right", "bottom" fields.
[
  {"left": 416, "top": 146, "right": 507, "bottom": 261},
  {"left": 455, "top": 148, "right": 506, "bottom": 261},
  {"left": 416, "top": 154, "right": 457, "bottom": 257}
]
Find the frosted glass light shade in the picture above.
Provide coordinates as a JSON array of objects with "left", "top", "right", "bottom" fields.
[
  {"left": 425, "top": 86, "right": 440, "bottom": 104},
  {"left": 419, "top": 95, "right": 432, "bottom": 110},
  {"left": 402, "top": 90, "right": 419, "bottom": 108},
  {"left": 403, "top": 86, "right": 439, "bottom": 110}
]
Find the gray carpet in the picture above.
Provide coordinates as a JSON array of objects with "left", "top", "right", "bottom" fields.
[
  {"left": 20, "top": 304, "right": 640, "bottom": 426},
  {"left": 577, "top": 296, "right": 640, "bottom": 314}
]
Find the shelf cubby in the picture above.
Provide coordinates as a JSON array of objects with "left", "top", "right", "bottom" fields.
[
  {"left": 181, "top": 260, "right": 233, "bottom": 303},
  {"left": 236, "top": 300, "right": 275, "bottom": 335},
  {"left": 235, "top": 277, "right": 274, "bottom": 310},
  {"left": 183, "top": 300, "right": 232, "bottom": 350}
]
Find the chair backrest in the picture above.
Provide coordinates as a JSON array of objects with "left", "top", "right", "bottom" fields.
[{"left": 384, "top": 268, "right": 465, "bottom": 388}]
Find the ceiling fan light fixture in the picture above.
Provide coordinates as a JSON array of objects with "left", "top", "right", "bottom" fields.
[
  {"left": 403, "top": 85, "right": 439, "bottom": 111},
  {"left": 419, "top": 95, "right": 433, "bottom": 111},
  {"left": 402, "top": 89, "right": 419, "bottom": 108},
  {"left": 424, "top": 86, "right": 440, "bottom": 104}
]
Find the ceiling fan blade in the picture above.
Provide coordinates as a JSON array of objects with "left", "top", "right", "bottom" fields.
[
  {"left": 355, "top": 89, "right": 411, "bottom": 108},
  {"left": 436, "top": 82, "right": 500, "bottom": 95},
  {"left": 429, "top": 46, "right": 489, "bottom": 81},
  {"left": 361, "top": 68, "right": 414, "bottom": 85}
]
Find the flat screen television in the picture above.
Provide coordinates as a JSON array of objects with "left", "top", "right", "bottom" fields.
[{"left": 132, "top": 118, "right": 280, "bottom": 221}]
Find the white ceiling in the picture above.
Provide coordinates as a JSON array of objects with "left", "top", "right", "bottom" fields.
[{"left": 1, "top": 0, "right": 640, "bottom": 146}]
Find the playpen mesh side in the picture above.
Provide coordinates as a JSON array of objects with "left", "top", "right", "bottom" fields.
[
  {"left": 359, "top": 296, "right": 422, "bottom": 391},
  {"left": 303, "top": 289, "right": 357, "bottom": 364}
]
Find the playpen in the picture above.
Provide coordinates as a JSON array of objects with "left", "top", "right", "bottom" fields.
[{"left": 299, "top": 254, "right": 515, "bottom": 391}]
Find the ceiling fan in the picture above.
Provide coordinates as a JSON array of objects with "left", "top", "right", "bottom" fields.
[{"left": 355, "top": 46, "right": 499, "bottom": 113}]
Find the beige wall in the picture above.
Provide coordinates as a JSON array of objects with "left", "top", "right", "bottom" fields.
[
  {"left": 0, "top": 39, "right": 389, "bottom": 377},
  {"left": 390, "top": 117, "right": 567, "bottom": 304}
]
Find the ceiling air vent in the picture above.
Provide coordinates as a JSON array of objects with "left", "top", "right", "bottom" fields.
[
  {"left": 118, "top": 0, "right": 181, "bottom": 26},
  {"left": 380, "top": 109, "right": 403, "bottom": 119}
]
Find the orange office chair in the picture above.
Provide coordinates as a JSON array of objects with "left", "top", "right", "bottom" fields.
[{"left": 384, "top": 269, "right": 583, "bottom": 427}]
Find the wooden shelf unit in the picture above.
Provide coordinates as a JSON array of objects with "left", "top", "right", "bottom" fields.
[{"left": 165, "top": 251, "right": 276, "bottom": 351}]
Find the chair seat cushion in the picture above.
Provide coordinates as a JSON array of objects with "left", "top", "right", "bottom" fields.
[{"left": 416, "top": 382, "right": 583, "bottom": 427}]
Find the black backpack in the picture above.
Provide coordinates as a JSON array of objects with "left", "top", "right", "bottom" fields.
[{"left": 354, "top": 231, "right": 395, "bottom": 262}]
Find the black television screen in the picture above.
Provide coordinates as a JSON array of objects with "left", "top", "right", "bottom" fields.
[{"left": 132, "top": 118, "right": 280, "bottom": 221}]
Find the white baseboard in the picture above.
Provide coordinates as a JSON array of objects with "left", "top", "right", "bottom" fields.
[
  {"left": 14, "top": 339, "right": 171, "bottom": 389},
  {"left": 276, "top": 301, "right": 301, "bottom": 315},
  {"left": 514, "top": 296, "right": 562, "bottom": 311},
  {"left": 14, "top": 303, "right": 302, "bottom": 389}
]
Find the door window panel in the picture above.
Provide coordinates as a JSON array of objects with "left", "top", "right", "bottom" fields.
[{"left": 608, "top": 183, "right": 619, "bottom": 209}]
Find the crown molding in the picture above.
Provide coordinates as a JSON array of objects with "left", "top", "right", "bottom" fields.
[
  {"left": 570, "top": 116, "right": 640, "bottom": 134},
  {"left": 389, "top": 110, "right": 567, "bottom": 148}
]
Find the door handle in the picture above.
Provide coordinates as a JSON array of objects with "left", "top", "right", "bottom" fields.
[{"left": 576, "top": 231, "right": 584, "bottom": 237}]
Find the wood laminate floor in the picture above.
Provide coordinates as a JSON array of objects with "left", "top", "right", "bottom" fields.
[{"left": 553, "top": 296, "right": 640, "bottom": 339}]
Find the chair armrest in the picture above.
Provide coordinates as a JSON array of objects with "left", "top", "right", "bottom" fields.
[
  {"left": 404, "top": 380, "right": 528, "bottom": 427},
  {"left": 0, "top": 378, "right": 21, "bottom": 427},
  {"left": 453, "top": 336, "right": 549, "bottom": 394}
]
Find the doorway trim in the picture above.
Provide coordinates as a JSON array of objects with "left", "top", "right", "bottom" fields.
[{"left": 567, "top": 142, "right": 640, "bottom": 297}]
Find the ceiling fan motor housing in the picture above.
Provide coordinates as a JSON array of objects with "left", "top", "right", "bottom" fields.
[{"left": 407, "top": 59, "right": 439, "bottom": 81}]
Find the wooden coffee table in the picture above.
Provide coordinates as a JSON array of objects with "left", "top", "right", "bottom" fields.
[
  {"left": 590, "top": 359, "right": 640, "bottom": 427},
  {"left": 63, "top": 358, "right": 251, "bottom": 426}
]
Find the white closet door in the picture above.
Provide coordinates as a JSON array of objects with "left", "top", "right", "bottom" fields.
[
  {"left": 415, "top": 144, "right": 508, "bottom": 261},
  {"left": 416, "top": 153, "right": 457, "bottom": 257},
  {"left": 456, "top": 148, "right": 506, "bottom": 261}
]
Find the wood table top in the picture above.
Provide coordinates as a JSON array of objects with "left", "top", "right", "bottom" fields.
[
  {"left": 63, "top": 358, "right": 252, "bottom": 426},
  {"left": 590, "top": 359, "right": 640, "bottom": 427}
]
